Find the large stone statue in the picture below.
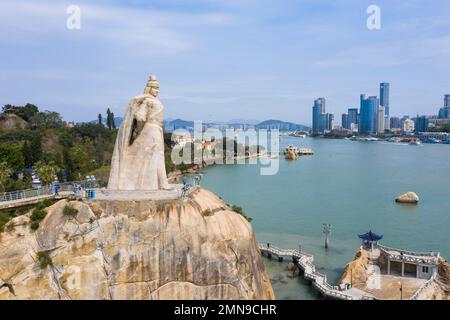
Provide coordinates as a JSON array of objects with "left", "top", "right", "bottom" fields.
[{"left": 108, "top": 75, "right": 170, "bottom": 190}]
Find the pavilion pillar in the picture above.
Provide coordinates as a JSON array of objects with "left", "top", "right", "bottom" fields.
[
  {"left": 401, "top": 262, "right": 405, "bottom": 277},
  {"left": 416, "top": 265, "right": 419, "bottom": 278},
  {"left": 387, "top": 259, "right": 391, "bottom": 275}
]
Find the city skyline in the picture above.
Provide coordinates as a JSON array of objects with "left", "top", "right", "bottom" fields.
[
  {"left": 315, "top": 81, "right": 450, "bottom": 133},
  {"left": 1, "top": 0, "right": 450, "bottom": 124}
]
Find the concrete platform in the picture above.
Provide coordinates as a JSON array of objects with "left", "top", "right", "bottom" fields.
[{"left": 93, "top": 184, "right": 190, "bottom": 201}]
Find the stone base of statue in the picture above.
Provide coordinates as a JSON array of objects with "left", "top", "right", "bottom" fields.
[{"left": 95, "top": 184, "right": 190, "bottom": 201}]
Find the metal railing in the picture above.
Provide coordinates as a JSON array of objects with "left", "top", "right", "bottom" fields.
[
  {"left": 0, "top": 181, "right": 88, "bottom": 203},
  {"left": 409, "top": 272, "right": 438, "bottom": 300},
  {"left": 378, "top": 245, "right": 440, "bottom": 265},
  {"left": 378, "top": 244, "right": 440, "bottom": 258},
  {"left": 258, "top": 242, "right": 375, "bottom": 300}
]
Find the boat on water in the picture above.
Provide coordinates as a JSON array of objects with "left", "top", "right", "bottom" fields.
[
  {"left": 283, "top": 145, "right": 314, "bottom": 156},
  {"left": 298, "top": 148, "right": 314, "bottom": 155},
  {"left": 388, "top": 137, "right": 401, "bottom": 143},
  {"left": 423, "top": 138, "right": 441, "bottom": 144},
  {"left": 349, "top": 136, "right": 379, "bottom": 142},
  {"left": 288, "top": 132, "right": 307, "bottom": 138},
  {"left": 444, "top": 139, "right": 450, "bottom": 145},
  {"left": 409, "top": 140, "right": 422, "bottom": 146}
]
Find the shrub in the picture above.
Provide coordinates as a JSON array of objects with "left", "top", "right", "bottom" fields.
[
  {"left": 29, "top": 208, "right": 47, "bottom": 231},
  {"left": 31, "top": 209, "right": 47, "bottom": 222},
  {"left": 36, "top": 202, "right": 46, "bottom": 210},
  {"left": 231, "top": 205, "right": 253, "bottom": 222},
  {"left": 37, "top": 199, "right": 55, "bottom": 208},
  {"left": 178, "top": 162, "right": 188, "bottom": 173},
  {"left": 63, "top": 205, "right": 78, "bottom": 218},
  {"left": 37, "top": 251, "right": 52, "bottom": 269},
  {"left": 30, "top": 221, "right": 40, "bottom": 230}
]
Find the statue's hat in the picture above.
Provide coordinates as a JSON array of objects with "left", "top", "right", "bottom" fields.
[{"left": 146, "top": 75, "right": 160, "bottom": 88}]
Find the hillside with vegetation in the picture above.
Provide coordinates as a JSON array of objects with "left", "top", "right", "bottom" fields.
[{"left": 0, "top": 104, "right": 120, "bottom": 193}]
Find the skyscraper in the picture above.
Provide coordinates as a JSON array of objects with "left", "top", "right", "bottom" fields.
[
  {"left": 380, "top": 82, "right": 390, "bottom": 116},
  {"left": 438, "top": 108, "right": 450, "bottom": 119},
  {"left": 348, "top": 108, "right": 358, "bottom": 127},
  {"left": 390, "top": 117, "right": 401, "bottom": 129},
  {"left": 342, "top": 113, "right": 349, "bottom": 129},
  {"left": 377, "top": 106, "right": 385, "bottom": 134},
  {"left": 312, "top": 98, "right": 332, "bottom": 133},
  {"left": 312, "top": 98, "right": 326, "bottom": 133},
  {"left": 327, "top": 113, "right": 334, "bottom": 131},
  {"left": 445, "top": 94, "right": 450, "bottom": 108},
  {"left": 359, "top": 96, "right": 379, "bottom": 135},
  {"left": 415, "top": 116, "right": 429, "bottom": 133},
  {"left": 380, "top": 83, "right": 390, "bottom": 116}
]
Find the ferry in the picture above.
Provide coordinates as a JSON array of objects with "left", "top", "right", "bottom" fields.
[
  {"left": 283, "top": 145, "right": 314, "bottom": 156},
  {"left": 298, "top": 148, "right": 314, "bottom": 155},
  {"left": 288, "top": 132, "right": 307, "bottom": 138}
]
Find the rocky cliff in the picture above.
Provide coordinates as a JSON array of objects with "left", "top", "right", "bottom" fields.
[
  {"left": 0, "top": 113, "right": 29, "bottom": 130},
  {"left": 338, "top": 249, "right": 369, "bottom": 287},
  {"left": 0, "top": 188, "right": 274, "bottom": 300}
]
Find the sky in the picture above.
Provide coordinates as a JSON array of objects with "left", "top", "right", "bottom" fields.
[{"left": 1, "top": 0, "right": 450, "bottom": 126}]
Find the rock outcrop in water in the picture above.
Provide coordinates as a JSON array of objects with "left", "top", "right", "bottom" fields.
[
  {"left": 395, "top": 192, "right": 419, "bottom": 204},
  {"left": 0, "top": 188, "right": 274, "bottom": 300}
]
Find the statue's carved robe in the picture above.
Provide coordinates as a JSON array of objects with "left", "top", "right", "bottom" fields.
[{"left": 108, "top": 94, "right": 169, "bottom": 190}]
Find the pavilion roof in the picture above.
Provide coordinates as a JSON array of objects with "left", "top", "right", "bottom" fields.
[{"left": 358, "top": 230, "right": 383, "bottom": 242}]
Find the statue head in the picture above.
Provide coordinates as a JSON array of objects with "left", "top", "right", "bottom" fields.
[{"left": 144, "top": 75, "right": 160, "bottom": 97}]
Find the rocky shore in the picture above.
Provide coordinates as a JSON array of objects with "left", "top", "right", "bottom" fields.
[{"left": 0, "top": 188, "right": 274, "bottom": 300}]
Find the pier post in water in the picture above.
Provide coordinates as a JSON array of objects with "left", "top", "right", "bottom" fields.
[{"left": 323, "top": 224, "right": 332, "bottom": 249}]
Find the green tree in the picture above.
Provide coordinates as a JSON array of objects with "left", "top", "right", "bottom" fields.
[
  {"left": 0, "top": 161, "right": 13, "bottom": 192},
  {"left": 68, "top": 145, "right": 91, "bottom": 173},
  {"left": 34, "top": 160, "right": 60, "bottom": 185},
  {"left": 30, "top": 111, "right": 63, "bottom": 129},
  {"left": 2, "top": 103, "right": 39, "bottom": 122},
  {"left": 106, "top": 108, "right": 112, "bottom": 130},
  {"left": 0, "top": 142, "right": 25, "bottom": 171},
  {"left": 111, "top": 112, "right": 116, "bottom": 129}
]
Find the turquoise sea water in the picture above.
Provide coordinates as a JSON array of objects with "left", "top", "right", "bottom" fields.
[{"left": 201, "top": 136, "right": 450, "bottom": 299}]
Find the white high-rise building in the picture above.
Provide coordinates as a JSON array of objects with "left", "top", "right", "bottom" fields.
[{"left": 403, "top": 119, "right": 415, "bottom": 133}]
